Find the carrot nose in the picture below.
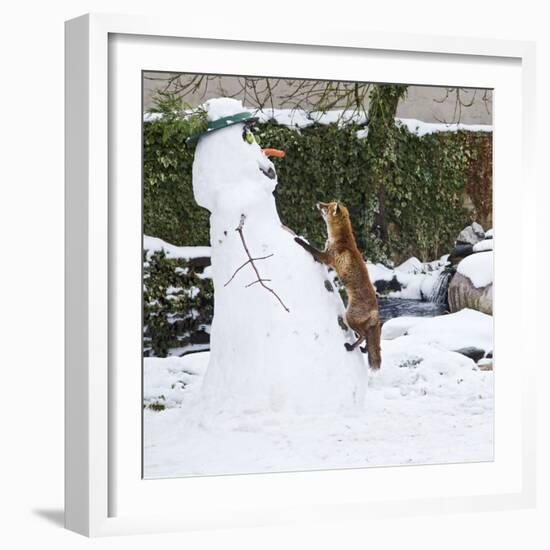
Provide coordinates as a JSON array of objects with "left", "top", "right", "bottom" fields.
[{"left": 262, "top": 148, "right": 286, "bottom": 158}]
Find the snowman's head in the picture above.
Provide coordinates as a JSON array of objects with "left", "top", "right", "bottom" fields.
[{"left": 192, "top": 98, "right": 285, "bottom": 213}]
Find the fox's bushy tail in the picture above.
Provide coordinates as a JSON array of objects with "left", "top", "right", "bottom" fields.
[{"left": 366, "top": 321, "right": 381, "bottom": 370}]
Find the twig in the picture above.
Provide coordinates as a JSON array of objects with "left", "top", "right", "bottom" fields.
[
  {"left": 226, "top": 214, "right": 290, "bottom": 313},
  {"left": 224, "top": 254, "right": 274, "bottom": 286},
  {"left": 245, "top": 279, "right": 272, "bottom": 288}
]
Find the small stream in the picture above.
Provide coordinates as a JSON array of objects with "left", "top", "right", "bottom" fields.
[{"left": 378, "top": 297, "right": 447, "bottom": 326}]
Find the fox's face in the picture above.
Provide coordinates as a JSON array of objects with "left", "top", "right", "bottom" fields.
[
  {"left": 317, "top": 202, "right": 350, "bottom": 237},
  {"left": 317, "top": 201, "right": 350, "bottom": 226}
]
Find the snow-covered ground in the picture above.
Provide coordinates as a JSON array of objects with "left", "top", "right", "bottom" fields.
[{"left": 144, "top": 309, "right": 493, "bottom": 478}]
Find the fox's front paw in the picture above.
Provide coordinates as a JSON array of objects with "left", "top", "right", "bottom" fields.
[
  {"left": 360, "top": 344, "right": 368, "bottom": 354},
  {"left": 344, "top": 342, "right": 354, "bottom": 351}
]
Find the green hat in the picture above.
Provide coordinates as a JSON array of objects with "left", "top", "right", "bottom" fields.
[{"left": 187, "top": 111, "right": 258, "bottom": 144}]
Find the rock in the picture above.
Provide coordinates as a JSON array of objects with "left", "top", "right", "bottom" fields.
[
  {"left": 457, "top": 251, "right": 493, "bottom": 289},
  {"left": 456, "top": 222, "right": 485, "bottom": 246},
  {"left": 337, "top": 315, "right": 349, "bottom": 331},
  {"left": 454, "top": 346, "right": 486, "bottom": 362},
  {"left": 471, "top": 222, "right": 485, "bottom": 239},
  {"left": 449, "top": 244, "right": 474, "bottom": 266},
  {"left": 324, "top": 279, "right": 334, "bottom": 292},
  {"left": 186, "top": 256, "right": 212, "bottom": 270},
  {"left": 448, "top": 272, "right": 493, "bottom": 315},
  {"left": 477, "top": 358, "right": 493, "bottom": 371},
  {"left": 374, "top": 276, "right": 402, "bottom": 295},
  {"left": 190, "top": 329, "right": 210, "bottom": 345}
]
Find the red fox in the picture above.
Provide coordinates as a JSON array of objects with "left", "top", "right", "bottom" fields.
[{"left": 294, "top": 202, "right": 382, "bottom": 370}]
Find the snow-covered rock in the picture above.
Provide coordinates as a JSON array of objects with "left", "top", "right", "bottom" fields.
[
  {"left": 381, "top": 308, "right": 492, "bottom": 355},
  {"left": 368, "top": 256, "right": 449, "bottom": 301},
  {"left": 367, "top": 263, "right": 395, "bottom": 282},
  {"left": 406, "top": 308, "right": 492, "bottom": 352},
  {"left": 394, "top": 271, "right": 432, "bottom": 300},
  {"left": 191, "top": 98, "right": 366, "bottom": 416},
  {"left": 447, "top": 228, "right": 493, "bottom": 314},
  {"left": 457, "top": 250, "right": 493, "bottom": 288},
  {"left": 473, "top": 239, "right": 493, "bottom": 252},
  {"left": 395, "top": 256, "right": 423, "bottom": 274},
  {"left": 448, "top": 272, "right": 493, "bottom": 315}
]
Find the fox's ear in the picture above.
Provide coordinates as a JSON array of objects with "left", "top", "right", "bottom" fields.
[{"left": 333, "top": 203, "right": 340, "bottom": 216}]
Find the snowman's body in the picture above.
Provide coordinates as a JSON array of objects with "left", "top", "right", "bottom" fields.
[{"left": 192, "top": 98, "right": 366, "bottom": 415}]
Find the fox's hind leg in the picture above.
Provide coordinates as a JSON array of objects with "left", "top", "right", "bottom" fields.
[
  {"left": 344, "top": 335, "right": 366, "bottom": 351},
  {"left": 344, "top": 317, "right": 366, "bottom": 351}
]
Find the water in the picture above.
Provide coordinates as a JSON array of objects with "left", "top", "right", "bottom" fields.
[
  {"left": 429, "top": 270, "right": 453, "bottom": 304},
  {"left": 378, "top": 297, "right": 447, "bottom": 325}
]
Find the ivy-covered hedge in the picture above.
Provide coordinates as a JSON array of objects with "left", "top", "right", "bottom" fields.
[
  {"left": 143, "top": 110, "right": 211, "bottom": 248},
  {"left": 143, "top": 250, "right": 213, "bottom": 357},
  {"left": 144, "top": 116, "right": 492, "bottom": 264}
]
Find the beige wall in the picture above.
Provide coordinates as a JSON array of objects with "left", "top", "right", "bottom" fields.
[{"left": 143, "top": 72, "right": 492, "bottom": 125}]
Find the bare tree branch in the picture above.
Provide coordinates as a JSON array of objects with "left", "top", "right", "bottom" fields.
[
  {"left": 433, "top": 87, "right": 488, "bottom": 124},
  {"left": 145, "top": 73, "right": 373, "bottom": 120}
]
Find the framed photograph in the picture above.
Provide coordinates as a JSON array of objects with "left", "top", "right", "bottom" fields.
[{"left": 65, "top": 13, "right": 537, "bottom": 536}]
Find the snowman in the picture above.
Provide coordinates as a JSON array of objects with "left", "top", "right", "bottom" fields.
[{"left": 191, "top": 98, "right": 367, "bottom": 416}]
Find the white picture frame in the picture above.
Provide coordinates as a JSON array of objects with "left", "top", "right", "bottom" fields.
[{"left": 65, "top": 12, "right": 537, "bottom": 537}]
